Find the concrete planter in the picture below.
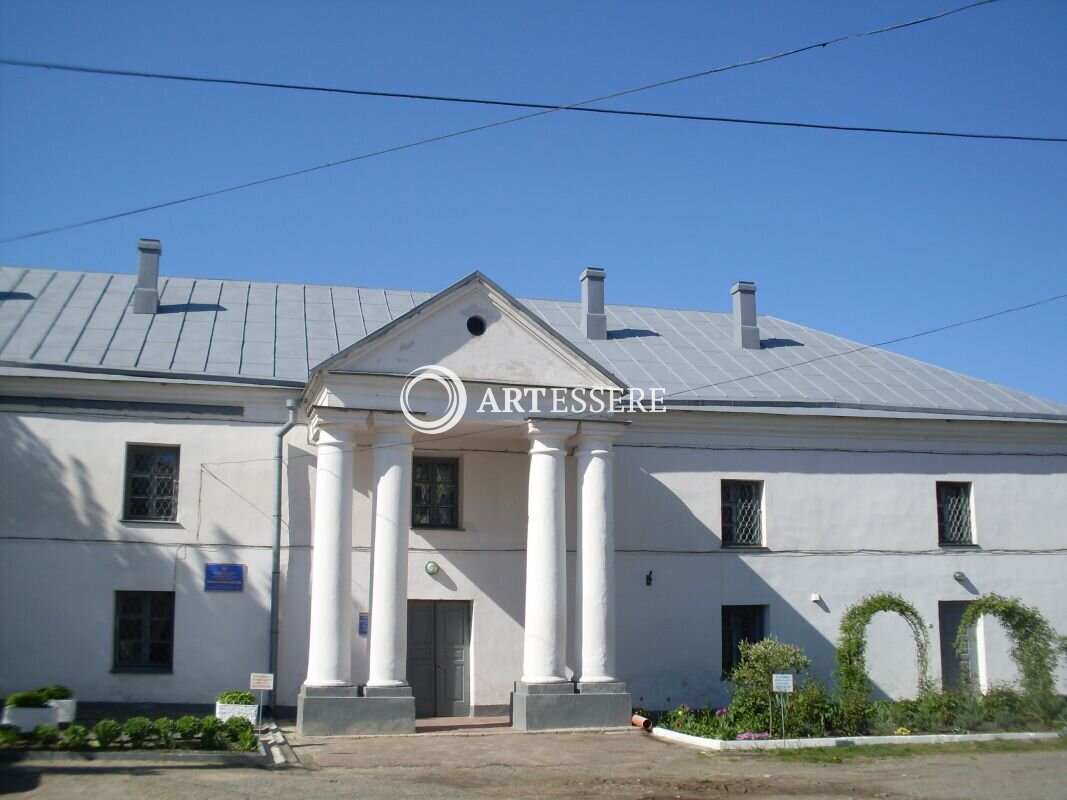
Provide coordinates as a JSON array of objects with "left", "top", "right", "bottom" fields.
[
  {"left": 1, "top": 705, "right": 59, "bottom": 732},
  {"left": 215, "top": 702, "right": 258, "bottom": 724},
  {"left": 47, "top": 698, "right": 77, "bottom": 725}
]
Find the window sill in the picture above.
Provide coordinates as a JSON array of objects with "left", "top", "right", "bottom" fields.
[
  {"left": 412, "top": 526, "right": 466, "bottom": 533},
  {"left": 938, "top": 542, "right": 980, "bottom": 550},
  {"left": 111, "top": 667, "right": 173, "bottom": 675},
  {"left": 119, "top": 519, "right": 183, "bottom": 528},
  {"left": 720, "top": 544, "right": 769, "bottom": 551}
]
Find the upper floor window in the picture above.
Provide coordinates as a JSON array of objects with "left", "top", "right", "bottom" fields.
[
  {"left": 412, "top": 457, "right": 459, "bottom": 529},
  {"left": 113, "top": 590, "right": 175, "bottom": 673},
  {"left": 721, "top": 480, "right": 763, "bottom": 546},
  {"left": 124, "top": 444, "right": 180, "bottom": 521},
  {"left": 937, "top": 481, "right": 973, "bottom": 545}
]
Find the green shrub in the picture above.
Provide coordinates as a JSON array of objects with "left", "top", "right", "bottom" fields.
[
  {"left": 93, "top": 719, "right": 122, "bottom": 748},
  {"left": 868, "top": 700, "right": 895, "bottom": 736},
  {"left": 4, "top": 690, "right": 48, "bottom": 708},
  {"left": 199, "top": 716, "right": 225, "bottom": 750},
  {"left": 38, "top": 685, "right": 73, "bottom": 701},
  {"left": 175, "top": 715, "right": 202, "bottom": 739},
  {"left": 1022, "top": 691, "right": 1067, "bottom": 729},
  {"left": 154, "top": 717, "right": 177, "bottom": 748},
  {"left": 61, "top": 724, "right": 89, "bottom": 749},
  {"left": 728, "top": 637, "right": 811, "bottom": 736},
  {"left": 34, "top": 724, "right": 60, "bottom": 746},
  {"left": 122, "top": 717, "right": 154, "bottom": 748},
  {"left": 789, "top": 678, "right": 838, "bottom": 737},
  {"left": 223, "top": 715, "right": 254, "bottom": 742},
  {"left": 216, "top": 690, "right": 256, "bottom": 705},
  {"left": 982, "top": 684, "right": 1023, "bottom": 726},
  {"left": 910, "top": 690, "right": 954, "bottom": 733},
  {"left": 953, "top": 692, "right": 985, "bottom": 731},
  {"left": 237, "top": 729, "right": 259, "bottom": 752},
  {"left": 0, "top": 727, "right": 19, "bottom": 747}
]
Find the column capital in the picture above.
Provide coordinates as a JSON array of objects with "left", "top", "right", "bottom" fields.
[
  {"left": 308, "top": 406, "right": 370, "bottom": 444},
  {"left": 573, "top": 421, "right": 626, "bottom": 456},
  {"left": 526, "top": 419, "right": 578, "bottom": 450},
  {"left": 370, "top": 412, "right": 415, "bottom": 447}
]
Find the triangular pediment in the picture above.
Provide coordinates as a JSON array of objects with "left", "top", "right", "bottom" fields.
[{"left": 311, "top": 272, "right": 622, "bottom": 390}]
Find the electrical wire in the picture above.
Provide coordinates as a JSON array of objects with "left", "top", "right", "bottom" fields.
[
  {"left": 0, "top": 0, "right": 1004, "bottom": 244},
  {"left": 5, "top": 52, "right": 1062, "bottom": 143}
]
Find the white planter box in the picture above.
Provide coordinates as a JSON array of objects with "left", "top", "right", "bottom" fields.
[
  {"left": 1, "top": 705, "right": 59, "bottom": 731},
  {"left": 215, "top": 702, "right": 258, "bottom": 724},
  {"left": 47, "top": 698, "right": 77, "bottom": 724}
]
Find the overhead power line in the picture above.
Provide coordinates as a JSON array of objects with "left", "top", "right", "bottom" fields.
[
  {"left": 0, "top": 0, "right": 1003, "bottom": 244},
  {"left": 4, "top": 55, "right": 1063, "bottom": 144}
]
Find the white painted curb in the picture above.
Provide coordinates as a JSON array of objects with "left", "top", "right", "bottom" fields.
[{"left": 650, "top": 727, "right": 1061, "bottom": 752}]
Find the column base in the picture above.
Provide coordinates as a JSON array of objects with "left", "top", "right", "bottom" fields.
[
  {"left": 296, "top": 685, "right": 415, "bottom": 736},
  {"left": 510, "top": 681, "right": 632, "bottom": 731}
]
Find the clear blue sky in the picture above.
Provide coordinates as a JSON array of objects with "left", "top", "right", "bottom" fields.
[{"left": 2, "top": 1, "right": 1065, "bottom": 404}]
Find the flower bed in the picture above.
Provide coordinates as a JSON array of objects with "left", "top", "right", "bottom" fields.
[{"left": 0, "top": 714, "right": 259, "bottom": 753}]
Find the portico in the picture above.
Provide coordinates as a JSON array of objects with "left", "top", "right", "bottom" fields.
[
  {"left": 295, "top": 272, "right": 633, "bottom": 735},
  {"left": 295, "top": 409, "right": 630, "bottom": 735}
]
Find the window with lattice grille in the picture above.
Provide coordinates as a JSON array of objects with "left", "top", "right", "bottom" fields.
[
  {"left": 113, "top": 591, "right": 174, "bottom": 672},
  {"left": 937, "top": 481, "right": 973, "bottom": 545},
  {"left": 124, "top": 444, "right": 179, "bottom": 521},
  {"left": 721, "top": 480, "right": 763, "bottom": 546},
  {"left": 412, "top": 457, "right": 459, "bottom": 529}
]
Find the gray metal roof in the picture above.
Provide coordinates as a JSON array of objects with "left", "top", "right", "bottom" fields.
[{"left": 2, "top": 266, "right": 1065, "bottom": 420}]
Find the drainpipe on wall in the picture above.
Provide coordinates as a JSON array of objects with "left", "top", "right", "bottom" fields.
[{"left": 268, "top": 398, "right": 300, "bottom": 709}]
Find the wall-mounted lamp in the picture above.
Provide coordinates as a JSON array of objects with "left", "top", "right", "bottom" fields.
[
  {"left": 645, "top": 570, "right": 653, "bottom": 587},
  {"left": 953, "top": 571, "right": 966, "bottom": 582},
  {"left": 425, "top": 561, "right": 440, "bottom": 576},
  {"left": 809, "top": 593, "right": 822, "bottom": 603}
]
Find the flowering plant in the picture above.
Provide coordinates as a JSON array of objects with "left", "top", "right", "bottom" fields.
[{"left": 736, "top": 732, "right": 772, "bottom": 741}]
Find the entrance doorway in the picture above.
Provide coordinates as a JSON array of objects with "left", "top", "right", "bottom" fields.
[
  {"left": 939, "top": 600, "right": 978, "bottom": 690},
  {"left": 407, "top": 600, "right": 471, "bottom": 718}
]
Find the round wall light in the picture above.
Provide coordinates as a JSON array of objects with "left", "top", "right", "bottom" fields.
[{"left": 425, "top": 561, "right": 440, "bottom": 576}]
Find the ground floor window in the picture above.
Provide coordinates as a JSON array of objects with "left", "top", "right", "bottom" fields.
[
  {"left": 721, "top": 604, "right": 766, "bottom": 678},
  {"left": 113, "top": 591, "right": 175, "bottom": 672}
]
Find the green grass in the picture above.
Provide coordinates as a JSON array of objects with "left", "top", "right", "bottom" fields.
[{"left": 769, "top": 736, "right": 1067, "bottom": 764}]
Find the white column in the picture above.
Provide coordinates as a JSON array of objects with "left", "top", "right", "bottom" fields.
[
  {"left": 521, "top": 421, "right": 574, "bottom": 684},
  {"left": 366, "top": 418, "right": 414, "bottom": 688},
  {"left": 305, "top": 425, "right": 356, "bottom": 687},
  {"left": 575, "top": 426, "right": 621, "bottom": 683}
]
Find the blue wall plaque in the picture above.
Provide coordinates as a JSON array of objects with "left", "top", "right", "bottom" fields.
[
  {"left": 205, "top": 563, "right": 244, "bottom": 592},
  {"left": 358, "top": 612, "right": 369, "bottom": 636}
]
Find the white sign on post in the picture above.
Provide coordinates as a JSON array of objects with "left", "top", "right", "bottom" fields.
[
  {"left": 250, "top": 673, "right": 274, "bottom": 691},
  {"left": 771, "top": 673, "right": 794, "bottom": 693}
]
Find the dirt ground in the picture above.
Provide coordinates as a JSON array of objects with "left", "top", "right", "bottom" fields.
[{"left": 2, "top": 727, "right": 1066, "bottom": 800}]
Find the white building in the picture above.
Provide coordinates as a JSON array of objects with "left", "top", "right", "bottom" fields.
[{"left": 1, "top": 241, "right": 1065, "bottom": 733}]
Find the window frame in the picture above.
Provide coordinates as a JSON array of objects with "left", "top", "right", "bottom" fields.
[
  {"left": 720, "top": 479, "right": 765, "bottom": 548},
  {"left": 411, "top": 456, "right": 461, "bottom": 530},
  {"left": 721, "top": 604, "right": 767, "bottom": 679},
  {"left": 112, "top": 590, "right": 175, "bottom": 674},
  {"left": 122, "top": 443, "right": 181, "bottom": 523},
  {"left": 936, "top": 481, "right": 974, "bottom": 546}
]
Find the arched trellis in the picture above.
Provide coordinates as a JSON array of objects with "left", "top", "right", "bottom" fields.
[
  {"left": 834, "top": 592, "right": 932, "bottom": 733},
  {"left": 955, "top": 594, "right": 1060, "bottom": 697}
]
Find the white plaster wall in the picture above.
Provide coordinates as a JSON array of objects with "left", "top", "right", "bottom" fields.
[{"left": 3, "top": 400, "right": 1065, "bottom": 714}]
